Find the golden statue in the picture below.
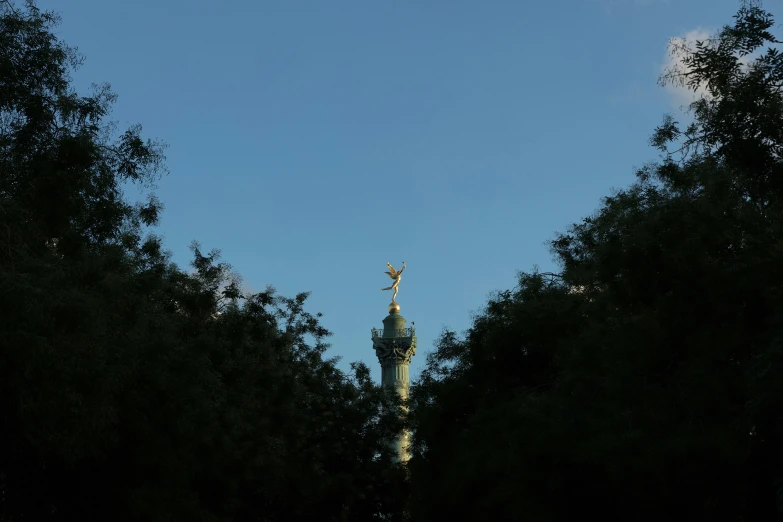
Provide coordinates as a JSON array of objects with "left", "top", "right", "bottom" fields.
[{"left": 381, "top": 261, "right": 406, "bottom": 303}]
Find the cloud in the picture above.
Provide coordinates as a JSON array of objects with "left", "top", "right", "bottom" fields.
[
  {"left": 661, "top": 28, "right": 713, "bottom": 108},
  {"left": 661, "top": 27, "right": 759, "bottom": 109}
]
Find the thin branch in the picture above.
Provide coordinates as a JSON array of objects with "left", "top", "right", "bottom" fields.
[{"left": 0, "top": 0, "right": 20, "bottom": 16}]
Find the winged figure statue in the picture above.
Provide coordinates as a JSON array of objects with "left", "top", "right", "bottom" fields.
[{"left": 381, "top": 261, "right": 406, "bottom": 303}]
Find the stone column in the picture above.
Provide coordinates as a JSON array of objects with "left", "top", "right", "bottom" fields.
[{"left": 371, "top": 301, "right": 417, "bottom": 463}]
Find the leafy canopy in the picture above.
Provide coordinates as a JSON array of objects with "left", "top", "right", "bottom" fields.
[
  {"left": 408, "top": 3, "right": 783, "bottom": 521},
  {"left": 0, "top": 2, "right": 408, "bottom": 521}
]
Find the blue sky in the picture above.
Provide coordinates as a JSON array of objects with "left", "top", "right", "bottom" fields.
[{"left": 34, "top": 0, "right": 775, "bottom": 383}]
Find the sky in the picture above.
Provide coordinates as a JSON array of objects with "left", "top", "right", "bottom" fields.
[{"left": 32, "top": 0, "right": 779, "bottom": 384}]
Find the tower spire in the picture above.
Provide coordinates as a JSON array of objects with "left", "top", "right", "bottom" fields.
[{"left": 371, "top": 262, "right": 416, "bottom": 462}]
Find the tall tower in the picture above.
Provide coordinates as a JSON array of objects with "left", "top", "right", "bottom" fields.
[{"left": 373, "top": 262, "right": 416, "bottom": 462}]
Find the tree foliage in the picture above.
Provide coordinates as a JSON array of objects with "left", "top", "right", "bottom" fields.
[
  {"left": 0, "top": 2, "right": 407, "bottom": 521},
  {"left": 408, "top": 2, "right": 783, "bottom": 521}
]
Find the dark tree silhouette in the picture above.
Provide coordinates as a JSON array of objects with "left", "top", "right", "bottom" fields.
[
  {"left": 407, "top": 3, "right": 783, "bottom": 521},
  {"left": 0, "top": 2, "right": 408, "bottom": 521}
]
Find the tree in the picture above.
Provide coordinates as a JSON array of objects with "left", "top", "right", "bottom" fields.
[
  {"left": 408, "top": 2, "right": 783, "bottom": 520},
  {"left": 0, "top": 2, "right": 407, "bottom": 520}
]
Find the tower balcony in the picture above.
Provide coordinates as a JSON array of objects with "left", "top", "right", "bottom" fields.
[{"left": 371, "top": 327, "right": 415, "bottom": 340}]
